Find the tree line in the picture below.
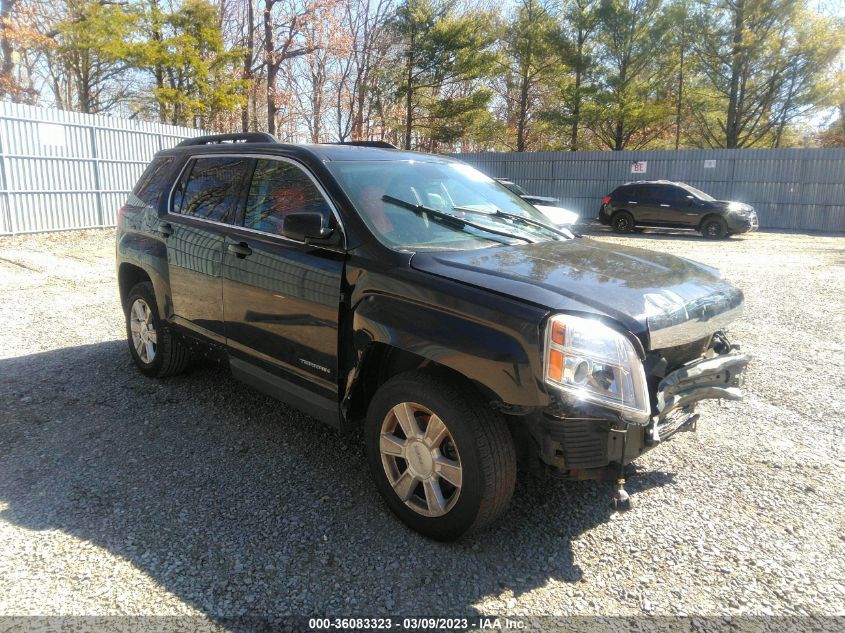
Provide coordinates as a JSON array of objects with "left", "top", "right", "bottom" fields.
[{"left": 1, "top": 0, "right": 843, "bottom": 151}]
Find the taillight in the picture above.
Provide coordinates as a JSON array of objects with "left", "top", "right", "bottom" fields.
[
  {"left": 601, "top": 196, "right": 612, "bottom": 205},
  {"left": 117, "top": 204, "right": 128, "bottom": 226}
]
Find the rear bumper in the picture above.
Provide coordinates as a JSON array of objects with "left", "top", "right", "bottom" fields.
[{"left": 526, "top": 343, "right": 748, "bottom": 476}]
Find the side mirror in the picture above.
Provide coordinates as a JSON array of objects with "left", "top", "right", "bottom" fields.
[{"left": 282, "top": 212, "right": 335, "bottom": 244}]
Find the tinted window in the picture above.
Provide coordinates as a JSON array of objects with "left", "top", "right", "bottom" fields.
[
  {"left": 655, "top": 185, "right": 684, "bottom": 202},
  {"left": 174, "top": 157, "right": 250, "bottom": 223},
  {"left": 623, "top": 185, "right": 648, "bottom": 199},
  {"left": 243, "top": 159, "right": 331, "bottom": 236},
  {"left": 132, "top": 157, "right": 174, "bottom": 207}
]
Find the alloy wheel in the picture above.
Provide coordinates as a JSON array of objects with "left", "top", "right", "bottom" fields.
[
  {"left": 129, "top": 298, "right": 157, "bottom": 364},
  {"left": 379, "top": 402, "right": 462, "bottom": 517}
]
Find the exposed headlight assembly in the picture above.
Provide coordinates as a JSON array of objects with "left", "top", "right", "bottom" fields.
[{"left": 544, "top": 314, "right": 650, "bottom": 424}]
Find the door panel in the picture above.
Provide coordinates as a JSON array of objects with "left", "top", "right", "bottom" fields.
[
  {"left": 165, "top": 156, "right": 252, "bottom": 339},
  {"left": 222, "top": 157, "right": 344, "bottom": 400},
  {"left": 167, "top": 221, "right": 226, "bottom": 338},
  {"left": 661, "top": 186, "right": 698, "bottom": 226},
  {"left": 629, "top": 185, "right": 661, "bottom": 224},
  {"left": 223, "top": 233, "right": 344, "bottom": 395}
]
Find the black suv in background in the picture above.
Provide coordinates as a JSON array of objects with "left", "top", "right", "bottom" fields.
[
  {"left": 598, "top": 181, "right": 758, "bottom": 238},
  {"left": 116, "top": 134, "right": 748, "bottom": 540}
]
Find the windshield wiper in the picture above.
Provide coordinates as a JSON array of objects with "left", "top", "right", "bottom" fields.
[
  {"left": 382, "top": 195, "right": 534, "bottom": 244},
  {"left": 452, "top": 205, "right": 572, "bottom": 240}
]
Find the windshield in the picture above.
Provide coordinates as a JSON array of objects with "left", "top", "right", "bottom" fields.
[
  {"left": 682, "top": 184, "right": 716, "bottom": 201},
  {"left": 328, "top": 160, "right": 562, "bottom": 250}
]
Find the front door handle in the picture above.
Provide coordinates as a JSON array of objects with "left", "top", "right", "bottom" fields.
[
  {"left": 660, "top": 204, "right": 671, "bottom": 207},
  {"left": 227, "top": 242, "right": 253, "bottom": 258},
  {"left": 158, "top": 222, "right": 173, "bottom": 237}
]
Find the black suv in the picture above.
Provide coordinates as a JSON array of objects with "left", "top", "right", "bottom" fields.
[
  {"left": 598, "top": 181, "right": 758, "bottom": 238},
  {"left": 116, "top": 134, "right": 748, "bottom": 540}
]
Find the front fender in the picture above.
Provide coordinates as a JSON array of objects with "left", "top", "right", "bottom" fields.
[{"left": 352, "top": 292, "right": 549, "bottom": 408}]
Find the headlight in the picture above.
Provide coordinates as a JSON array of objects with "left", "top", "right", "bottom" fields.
[{"left": 544, "top": 314, "right": 650, "bottom": 424}]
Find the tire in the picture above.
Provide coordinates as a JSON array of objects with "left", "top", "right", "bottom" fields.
[
  {"left": 364, "top": 370, "right": 517, "bottom": 541},
  {"left": 611, "top": 211, "right": 635, "bottom": 233},
  {"left": 701, "top": 216, "right": 728, "bottom": 239},
  {"left": 124, "top": 281, "right": 190, "bottom": 377}
]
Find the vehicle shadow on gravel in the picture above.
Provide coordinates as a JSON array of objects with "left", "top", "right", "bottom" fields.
[{"left": 0, "top": 341, "right": 673, "bottom": 619}]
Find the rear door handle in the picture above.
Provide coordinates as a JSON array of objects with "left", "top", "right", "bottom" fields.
[
  {"left": 628, "top": 201, "right": 638, "bottom": 204},
  {"left": 660, "top": 204, "right": 671, "bottom": 207},
  {"left": 227, "top": 242, "right": 253, "bottom": 258},
  {"left": 158, "top": 222, "right": 173, "bottom": 237}
]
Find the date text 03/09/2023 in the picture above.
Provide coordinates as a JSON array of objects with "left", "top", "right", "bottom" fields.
[{"left": 307, "top": 617, "right": 526, "bottom": 630}]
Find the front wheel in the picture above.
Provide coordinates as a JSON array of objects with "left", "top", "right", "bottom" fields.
[
  {"left": 701, "top": 216, "right": 728, "bottom": 239},
  {"left": 364, "top": 371, "right": 517, "bottom": 541}
]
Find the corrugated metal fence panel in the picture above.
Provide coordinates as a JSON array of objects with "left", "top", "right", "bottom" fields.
[
  {"left": 3, "top": 102, "right": 844, "bottom": 234},
  {"left": 453, "top": 147, "right": 845, "bottom": 231},
  {"left": 0, "top": 102, "right": 205, "bottom": 234}
]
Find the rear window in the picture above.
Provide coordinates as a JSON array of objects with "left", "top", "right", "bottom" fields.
[
  {"left": 132, "top": 157, "right": 175, "bottom": 208},
  {"left": 173, "top": 157, "right": 252, "bottom": 224}
]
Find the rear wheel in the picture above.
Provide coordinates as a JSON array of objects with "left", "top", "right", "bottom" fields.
[
  {"left": 364, "top": 371, "right": 516, "bottom": 541},
  {"left": 611, "top": 211, "right": 635, "bottom": 233},
  {"left": 701, "top": 216, "right": 728, "bottom": 239},
  {"left": 125, "top": 281, "right": 190, "bottom": 377}
]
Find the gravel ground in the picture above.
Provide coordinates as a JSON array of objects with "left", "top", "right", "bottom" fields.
[{"left": 1, "top": 227, "right": 844, "bottom": 622}]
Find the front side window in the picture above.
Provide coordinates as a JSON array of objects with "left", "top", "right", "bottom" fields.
[
  {"left": 173, "top": 157, "right": 251, "bottom": 223},
  {"left": 327, "top": 160, "right": 563, "bottom": 250},
  {"left": 243, "top": 159, "right": 332, "bottom": 236}
]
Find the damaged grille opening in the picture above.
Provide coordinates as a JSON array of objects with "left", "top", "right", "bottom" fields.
[{"left": 644, "top": 335, "right": 713, "bottom": 412}]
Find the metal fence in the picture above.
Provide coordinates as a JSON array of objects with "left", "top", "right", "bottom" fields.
[
  {"left": 2, "top": 102, "right": 844, "bottom": 234},
  {"left": 0, "top": 102, "right": 204, "bottom": 235},
  {"left": 453, "top": 147, "right": 845, "bottom": 232}
]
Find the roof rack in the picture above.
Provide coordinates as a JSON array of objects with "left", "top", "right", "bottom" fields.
[
  {"left": 329, "top": 140, "right": 398, "bottom": 149},
  {"left": 177, "top": 132, "right": 277, "bottom": 147}
]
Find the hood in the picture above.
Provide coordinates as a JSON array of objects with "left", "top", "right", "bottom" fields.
[{"left": 411, "top": 238, "right": 743, "bottom": 350}]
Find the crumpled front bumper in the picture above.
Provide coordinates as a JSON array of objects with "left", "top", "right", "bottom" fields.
[
  {"left": 530, "top": 339, "right": 749, "bottom": 475},
  {"left": 646, "top": 350, "right": 749, "bottom": 443}
]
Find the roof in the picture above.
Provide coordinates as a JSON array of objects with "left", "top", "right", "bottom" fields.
[{"left": 164, "top": 133, "right": 455, "bottom": 163}]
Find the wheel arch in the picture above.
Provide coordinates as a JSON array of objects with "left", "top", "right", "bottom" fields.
[
  {"left": 118, "top": 263, "right": 152, "bottom": 309},
  {"left": 698, "top": 213, "right": 726, "bottom": 231},
  {"left": 343, "top": 343, "right": 501, "bottom": 424}
]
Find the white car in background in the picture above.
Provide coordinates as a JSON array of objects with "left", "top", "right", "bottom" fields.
[
  {"left": 532, "top": 203, "right": 580, "bottom": 229},
  {"left": 495, "top": 178, "right": 580, "bottom": 228}
]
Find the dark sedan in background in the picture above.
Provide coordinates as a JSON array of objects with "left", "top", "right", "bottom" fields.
[{"left": 598, "top": 180, "right": 758, "bottom": 238}]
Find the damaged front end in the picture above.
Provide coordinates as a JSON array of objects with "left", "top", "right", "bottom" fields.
[
  {"left": 647, "top": 339, "right": 748, "bottom": 445},
  {"left": 525, "top": 329, "right": 749, "bottom": 508}
]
